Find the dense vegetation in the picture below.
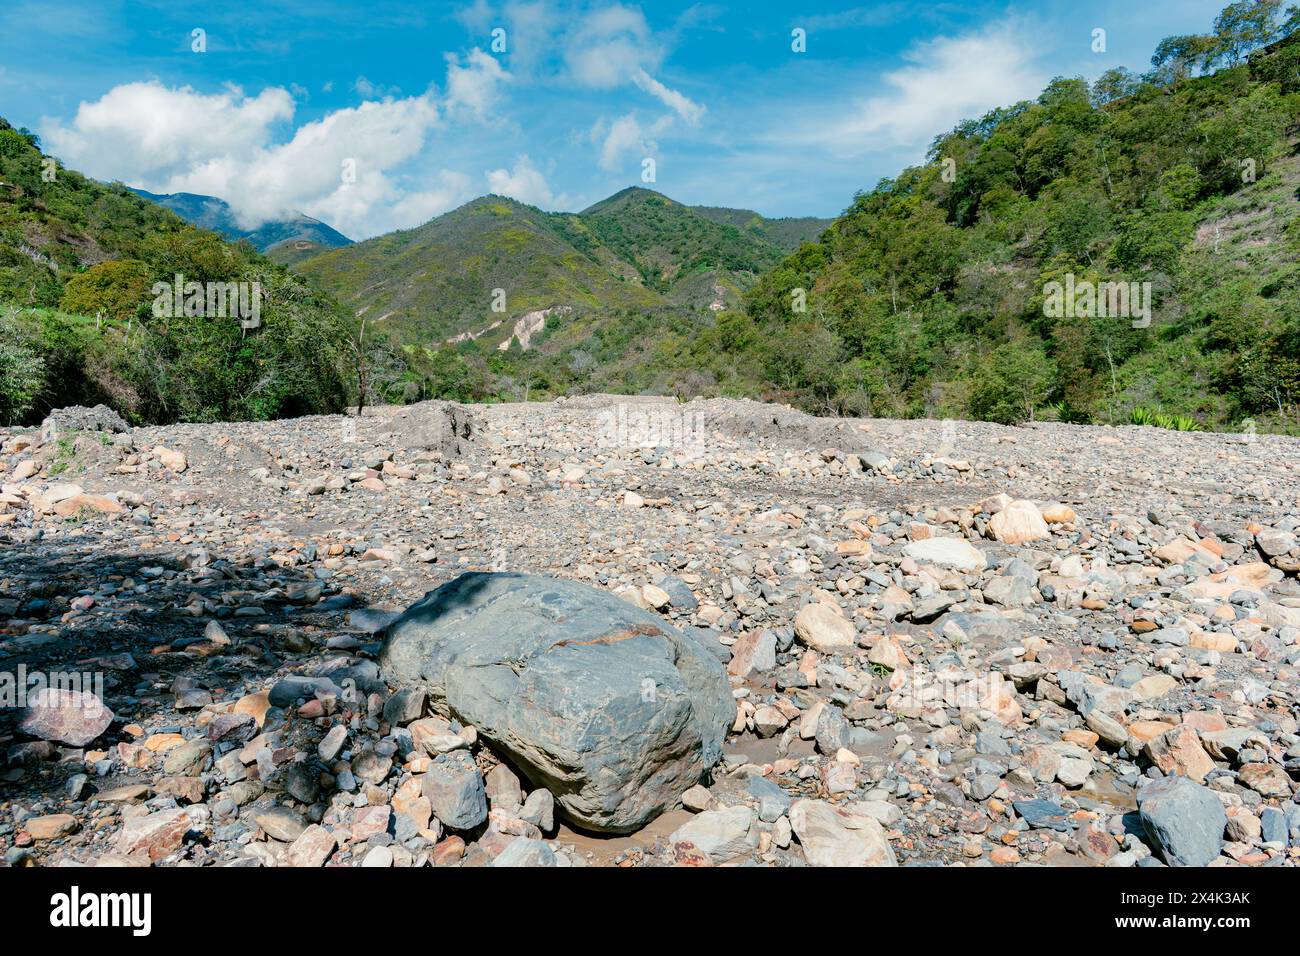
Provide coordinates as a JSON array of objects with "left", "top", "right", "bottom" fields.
[
  {"left": 6, "top": 1, "right": 1299, "bottom": 432},
  {"left": 294, "top": 188, "right": 803, "bottom": 344},
  {"left": 288, "top": 188, "right": 823, "bottom": 407},
  {"left": 0, "top": 118, "right": 358, "bottom": 425},
  {"left": 340, "top": 2, "right": 1300, "bottom": 432},
  {"left": 709, "top": 3, "right": 1300, "bottom": 430}
]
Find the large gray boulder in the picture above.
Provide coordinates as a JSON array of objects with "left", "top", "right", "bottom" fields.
[
  {"left": 1137, "top": 775, "right": 1226, "bottom": 866},
  {"left": 378, "top": 572, "right": 732, "bottom": 833}
]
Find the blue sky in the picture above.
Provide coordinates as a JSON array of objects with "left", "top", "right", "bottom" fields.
[{"left": 0, "top": 0, "right": 1227, "bottom": 238}]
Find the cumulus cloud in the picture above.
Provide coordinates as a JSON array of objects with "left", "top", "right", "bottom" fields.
[
  {"left": 445, "top": 48, "right": 510, "bottom": 118},
  {"left": 561, "top": 5, "right": 703, "bottom": 169},
  {"left": 42, "top": 82, "right": 294, "bottom": 183},
  {"left": 594, "top": 112, "right": 672, "bottom": 171},
  {"left": 827, "top": 25, "right": 1047, "bottom": 152},
  {"left": 40, "top": 51, "right": 509, "bottom": 238},
  {"left": 485, "top": 155, "right": 564, "bottom": 207},
  {"left": 453, "top": 2, "right": 704, "bottom": 172},
  {"left": 564, "top": 3, "right": 662, "bottom": 87}
]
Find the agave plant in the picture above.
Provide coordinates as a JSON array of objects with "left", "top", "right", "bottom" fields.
[
  {"left": 1043, "top": 400, "right": 1090, "bottom": 424},
  {"left": 1129, "top": 406, "right": 1201, "bottom": 431}
]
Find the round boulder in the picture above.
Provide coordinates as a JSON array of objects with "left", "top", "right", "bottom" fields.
[{"left": 378, "top": 572, "right": 732, "bottom": 833}]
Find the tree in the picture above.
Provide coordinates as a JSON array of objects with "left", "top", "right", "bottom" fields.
[
  {"left": 0, "top": 321, "right": 46, "bottom": 425},
  {"left": 1212, "top": 1, "right": 1286, "bottom": 66},
  {"left": 969, "top": 342, "right": 1056, "bottom": 424},
  {"left": 1151, "top": 34, "right": 1218, "bottom": 80},
  {"left": 349, "top": 319, "right": 369, "bottom": 415},
  {"left": 58, "top": 259, "right": 153, "bottom": 322},
  {"left": 1091, "top": 68, "right": 1141, "bottom": 106}
]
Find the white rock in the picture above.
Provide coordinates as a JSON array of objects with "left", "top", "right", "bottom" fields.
[
  {"left": 988, "top": 500, "right": 1050, "bottom": 544},
  {"left": 789, "top": 799, "right": 896, "bottom": 867},
  {"left": 902, "top": 537, "right": 988, "bottom": 572},
  {"left": 794, "top": 602, "right": 857, "bottom": 653}
]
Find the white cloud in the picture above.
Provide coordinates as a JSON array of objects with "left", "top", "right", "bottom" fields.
[
  {"left": 826, "top": 25, "right": 1047, "bottom": 153},
  {"left": 564, "top": 4, "right": 663, "bottom": 87},
  {"left": 560, "top": 6, "right": 704, "bottom": 169},
  {"left": 352, "top": 76, "right": 401, "bottom": 99},
  {"left": 453, "top": 2, "right": 705, "bottom": 173},
  {"left": 40, "top": 50, "right": 510, "bottom": 239},
  {"left": 445, "top": 48, "right": 510, "bottom": 118},
  {"left": 461, "top": 1, "right": 555, "bottom": 78},
  {"left": 42, "top": 82, "right": 294, "bottom": 183},
  {"left": 486, "top": 155, "right": 563, "bottom": 208},
  {"left": 594, "top": 112, "right": 672, "bottom": 171},
  {"left": 632, "top": 69, "right": 704, "bottom": 125}
]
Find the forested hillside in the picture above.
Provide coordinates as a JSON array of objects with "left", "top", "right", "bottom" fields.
[
  {"left": 5, "top": 2, "right": 1298, "bottom": 431},
  {"left": 718, "top": 13, "right": 1300, "bottom": 430},
  {"left": 0, "top": 119, "right": 358, "bottom": 425}
]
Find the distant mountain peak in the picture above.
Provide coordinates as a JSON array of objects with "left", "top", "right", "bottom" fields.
[{"left": 129, "top": 188, "right": 352, "bottom": 257}]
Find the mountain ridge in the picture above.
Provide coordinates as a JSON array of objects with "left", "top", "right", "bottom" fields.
[
  {"left": 289, "top": 186, "right": 814, "bottom": 351},
  {"left": 128, "top": 187, "right": 353, "bottom": 259}
]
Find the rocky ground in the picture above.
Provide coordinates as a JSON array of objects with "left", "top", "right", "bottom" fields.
[{"left": 1, "top": 395, "right": 1299, "bottom": 868}]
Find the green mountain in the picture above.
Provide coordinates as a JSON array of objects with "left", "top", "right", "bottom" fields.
[
  {"left": 129, "top": 187, "right": 352, "bottom": 257},
  {"left": 704, "top": 17, "right": 1300, "bottom": 432},
  {"left": 292, "top": 188, "right": 789, "bottom": 350},
  {"left": 0, "top": 117, "right": 357, "bottom": 425},
  {"left": 690, "top": 205, "right": 832, "bottom": 252}
]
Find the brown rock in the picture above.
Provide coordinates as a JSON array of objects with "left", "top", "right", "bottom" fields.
[
  {"left": 431, "top": 835, "right": 466, "bottom": 866},
  {"left": 282, "top": 824, "right": 337, "bottom": 867},
  {"left": 52, "top": 494, "right": 126, "bottom": 517},
  {"left": 20, "top": 687, "right": 114, "bottom": 747},
  {"left": 117, "top": 808, "right": 192, "bottom": 861},
  {"left": 234, "top": 690, "right": 272, "bottom": 728},
  {"left": 26, "top": 813, "right": 79, "bottom": 841},
  {"left": 1144, "top": 726, "right": 1214, "bottom": 783},
  {"left": 987, "top": 500, "right": 1050, "bottom": 544},
  {"left": 1238, "top": 763, "right": 1292, "bottom": 798}
]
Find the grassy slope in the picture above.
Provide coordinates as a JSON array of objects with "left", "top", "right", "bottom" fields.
[
  {"left": 0, "top": 120, "right": 188, "bottom": 306},
  {"left": 292, "top": 188, "right": 788, "bottom": 349},
  {"left": 0, "top": 117, "right": 357, "bottom": 425},
  {"left": 295, "top": 196, "right": 665, "bottom": 345}
]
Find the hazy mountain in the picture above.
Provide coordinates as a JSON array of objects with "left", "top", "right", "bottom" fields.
[{"left": 129, "top": 188, "right": 352, "bottom": 256}]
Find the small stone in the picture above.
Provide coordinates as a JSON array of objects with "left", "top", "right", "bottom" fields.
[
  {"left": 788, "top": 799, "right": 896, "bottom": 867},
  {"left": 282, "top": 824, "right": 336, "bottom": 867},
  {"left": 422, "top": 752, "right": 488, "bottom": 830},
  {"left": 253, "top": 806, "right": 308, "bottom": 842},
  {"left": 117, "top": 808, "right": 192, "bottom": 861},
  {"left": 490, "top": 836, "right": 558, "bottom": 867},
  {"left": 26, "top": 813, "right": 79, "bottom": 841}
]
